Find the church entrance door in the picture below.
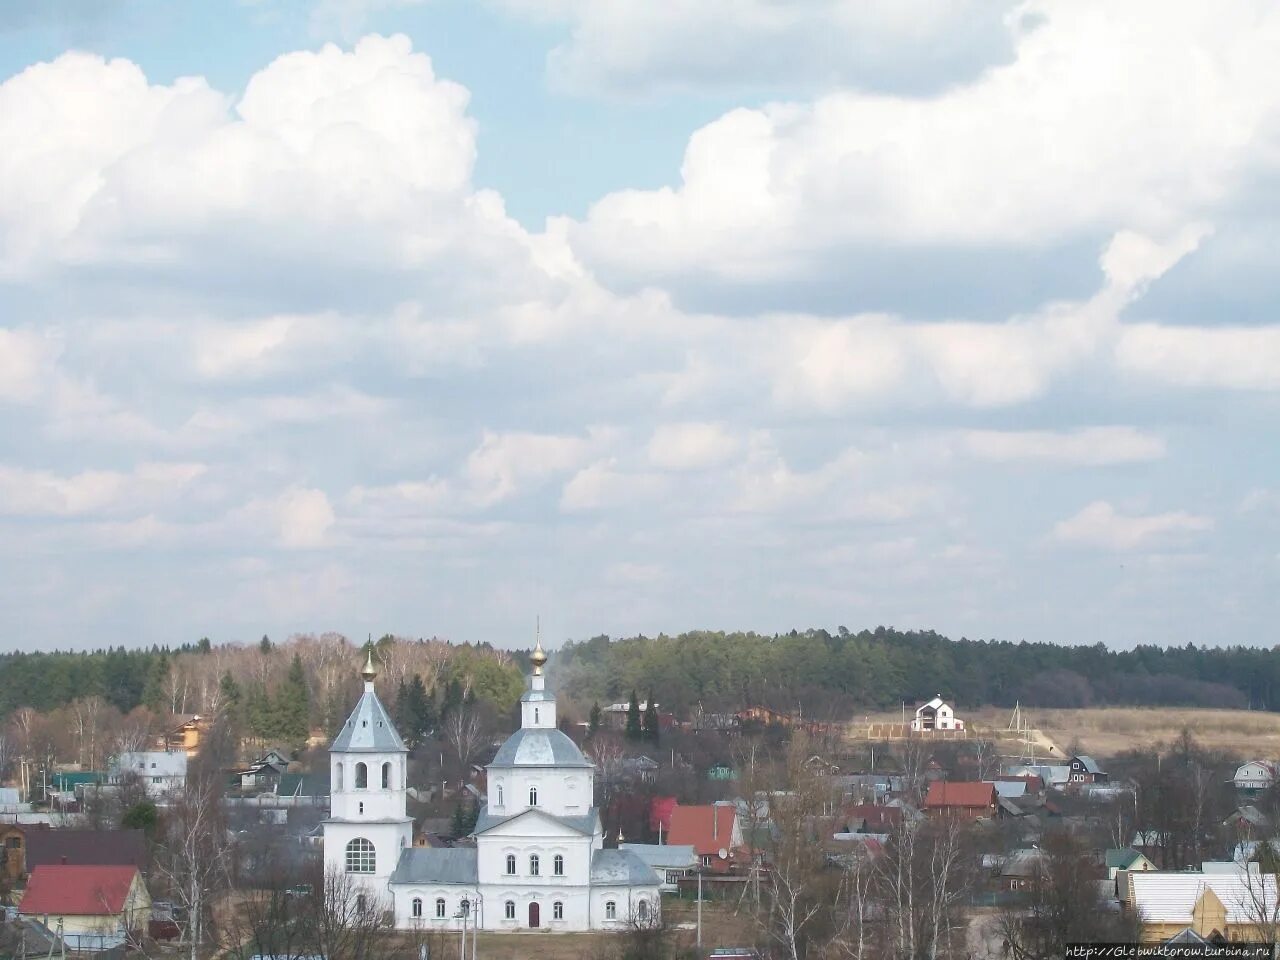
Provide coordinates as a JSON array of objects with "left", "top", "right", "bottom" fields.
[{"left": 529, "top": 902, "right": 540, "bottom": 928}]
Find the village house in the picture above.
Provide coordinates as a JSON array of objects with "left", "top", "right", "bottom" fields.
[
  {"left": 1224, "top": 805, "right": 1271, "bottom": 837},
  {"left": 25, "top": 828, "right": 149, "bottom": 878},
  {"left": 619, "top": 843, "right": 698, "bottom": 893},
  {"left": 999, "top": 848, "right": 1046, "bottom": 891},
  {"left": 666, "top": 802, "right": 743, "bottom": 873},
  {"left": 19, "top": 864, "right": 152, "bottom": 950},
  {"left": 1106, "top": 847, "right": 1157, "bottom": 880},
  {"left": 842, "top": 803, "right": 904, "bottom": 834},
  {"left": 923, "top": 781, "right": 998, "bottom": 821},
  {"left": 159, "top": 715, "right": 208, "bottom": 757},
  {"left": 110, "top": 750, "right": 187, "bottom": 799},
  {"left": 1127, "top": 871, "right": 1279, "bottom": 943},
  {"left": 1232, "top": 760, "right": 1276, "bottom": 793},
  {"left": 1068, "top": 755, "right": 1108, "bottom": 785},
  {"left": 909, "top": 696, "right": 965, "bottom": 733}
]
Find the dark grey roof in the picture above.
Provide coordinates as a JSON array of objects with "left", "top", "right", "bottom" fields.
[
  {"left": 590, "top": 848, "right": 661, "bottom": 887},
  {"left": 389, "top": 847, "right": 478, "bottom": 885},
  {"left": 489, "top": 727, "right": 591, "bottom": 768},
  {"left": 473, "top": 807, "right": 600, "bottom": 837},
  {"left": 330, "top": 686, "right": 407, "bottom": 753},
  {"left": 620, "top": 843, "right": 697, "bottom": 869},
  {"left": 520, "top": 688, "right": 555, "bottom": 703},
  {"left": 1074, "top": 755, "right": 1105, "bottom": 774}
]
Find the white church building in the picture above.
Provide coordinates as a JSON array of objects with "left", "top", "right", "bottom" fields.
[{"left": 323, "top": 643, "right": 661, "bottom": 932}]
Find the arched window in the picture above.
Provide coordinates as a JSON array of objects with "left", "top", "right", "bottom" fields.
[
  {"left": 534, "top": 708, "right": 540, "bottom": 724},
  {"left": 382, "top": 762, "right": 391, "bottom": 789},
  {"left": 638, "top": 900, "right": 649, "bottom": 921},
  {"left": 356, "top": 894, "right": 367, "bottom": 914},
  {"left": 497, "top": 785, "right": 504, "bottom": 806},
  {"left": 355, "top": 762, "right": 368, "bottom": 789},
  {"left": 605, "top": 900, "right": 617, "bottom": 920},
  {"left": 530, "top": 854, "right": 540, "bottom": 876},
  {"left": 553, "top": 901, "right": 564, "bottom": 920},
  {"left": 412, "top": 898, "right": 423, "bottom": 918},
  {"left": 505, "top": 900, "right": 515, "bottom": 920},
  {"left": 506, "top": 854, "right": 516, "bottom": 875},
  {"left": 553, "top": 854, "right": 564, "bottom": 876},
  {"left": 435, "top": 898, "right": 446, "bottom": 919},
  {"left": 345, "top": 837, "right": 375, "bottom": 873},
  {"left": 335, "top": 764, "right": 343, "bottom": 790},
  {"left": 461, "top": 899, "right": 470, "bottom": 917},
  {"left": 358, "top": 802, "right": 364, "bottom": 815},
  {"left": 529, "top": 786, "right": 538, "bottom": 806}
]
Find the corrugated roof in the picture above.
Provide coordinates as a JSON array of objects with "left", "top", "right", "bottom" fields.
[
  {"left": 991, "top": 781, "right": 1027, "bottom": 799},
  {"left": 25, "top": 829, "right": 148, "bottom": 871},
  {"left": 667, "top": 804, "right": 738, "bottom": 856},
  {"left": 1129, "top": 872, "right": 1278, "bottom": 923},
  {"left": 20, "top": 865, "right": 139, "bottom": 916},
  {"left": 389, "top": 847, "right": 478, "bottom": 885},
  {"left": 489, "top": 728, "right": 591, "bottom": 768},
  {"left": 590, "top": 848, "right": 660, "bottom": 887},
  {"left": 924, "top": 782, "right": 996, "bottom": 809},
  {"left": 330, "top": 686, "right": 407, "bottom": 753},
  {"left": 1106, "top": 848, "right": 1146, "bottom": 870},
  {"left": 620, "top": 843, "right": 697, "bottom": 869},
  {"left": 473, "top": 807, "right": 600, "bottom": 837},
  {"left": 1074, "top": 756, "right": 1105, "bottom": 774}
]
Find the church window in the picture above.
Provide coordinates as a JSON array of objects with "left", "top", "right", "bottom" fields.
[
  {"left": 412, "top": 898, "right": 423, "bottom": 918},
  {"left": 382, "top": 762, "right": 391, "bottom": 789},
  {"left": 530, "top": 854, "right": 540, "bottom": 876},
  {"left": 356, "top": 894, "right": 367, "bottom": 913},
  {"left": 461, "top": 899, "right": 470, "bottom": 916},
  {"left": 638, "top": 900, "right": 649, "bottom": 921},
  {"left": 605, "top": 901, "right": 617, "bottom": 919},
  {"left": 336, "top": 764, "right": 343, "bottom": 790},
  {"left": 529, "top": 786, "right": 538, "bottom": 806},
  {"left": 355, "top": 762, "right": 368, "bottom": 789},
  {"left": 506, "top": 854, "right": 516, "bottom": 874},
  {"left": 553, "top": 901, "right": 564, "bottom": 920},
  {"left": 435, "top": 898, "right": 446, "bottom": 919},
  {"left": 497, "top": 785, "right": 503, "bottom": 806},
  {"left": 554, "top": 854, "right": 563, "bottom": 876},
  {"left": 358, "top": 802, "right": 364, "bottom": 815},
  {"left": 345, "top": 837, "right": 375, "bottom": 874},
  {"left": 535, "top": 708, "right": 539, "bottom": 724},
  {"left": 505, "top": 900, "right": 516, "bottom": 920}
]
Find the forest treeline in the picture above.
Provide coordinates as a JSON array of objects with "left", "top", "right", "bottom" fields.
[
  {"left": 2, "top": 627, "right": 1278, "bottom": 740},
  {"left": 553, "top": 627, "right": 1277, "bottom": 717}
]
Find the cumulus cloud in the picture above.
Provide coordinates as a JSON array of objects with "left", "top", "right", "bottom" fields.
[
  {"left": 497, "top": 0, "right": 1017, "bottom": 96},
  {"left": 1115, "top": 324, "right": 1280, "bottom": 391},
  {"left": 274, "top": 487, "right": 336, "bottom": 548},
  {"left": 1052, "top": 500, "right": 1213, "bottom": 551},
  {"left": 647, "top": 422, "right": 739, "bottom": 471},
  {"left": 0, "top": 462, "right": 206, "bottom": 517},
  {"left": 567, "top": 0, "right": 1278, "bottom": 284},
  {"left": 960, "top": 427, "right": 1166, "bottom": 466}
]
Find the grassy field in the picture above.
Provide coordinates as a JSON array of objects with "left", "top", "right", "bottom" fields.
[{"left": 851, "top": 705, "right": 1280, "bottom": 759}]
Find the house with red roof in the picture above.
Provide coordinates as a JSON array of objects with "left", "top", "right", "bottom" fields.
[
  {"left": 666, "top": 802, "right": 743, "bottom": 873},
  {"left": 19, "top": 864, "right": 151, "bottom": 944},
  {"left": 923, "top": 781, "right": 998, "bottom": 821},
  {"left": 649, "top": 796, "right": 678, "bottom": 836},
  {"left": 843, "top": 803, "right": 904, "bottom": 834}
]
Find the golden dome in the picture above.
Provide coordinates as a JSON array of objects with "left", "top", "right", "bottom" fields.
[
  {"left": 361, "top": 647, "right": 378, "bottom": 682},
  {"left": 530, "top": 637, "right": 547, "bottom": 676}
]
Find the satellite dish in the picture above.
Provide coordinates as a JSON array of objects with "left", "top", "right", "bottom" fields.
[{"left": 718, "top": 848, "right": 728, "bottom": 860}]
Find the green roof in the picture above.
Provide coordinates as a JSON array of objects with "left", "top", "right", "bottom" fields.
[
  {"left": 51, "top": 771, "right": 104, "bottom": 789},
  {"left": 1105, "top": 848, "right": 1144, "bottom": 869},
  {"left": 278, "top": 773, "right": 328, "bottom": 797}
]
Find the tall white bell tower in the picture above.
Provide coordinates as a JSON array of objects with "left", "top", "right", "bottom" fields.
[{"left": 322, "top": 648, "right": 413, "bottom": 907}]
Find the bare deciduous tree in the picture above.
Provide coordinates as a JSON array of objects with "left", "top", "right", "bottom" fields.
[{"left": 444, "top": 705, "right": 485, "bottom": 775}]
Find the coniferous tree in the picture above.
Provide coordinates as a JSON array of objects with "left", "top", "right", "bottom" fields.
[
  {"left": 259, "top": 634, "right": 273, "bottom": 654},
  {"left": 643, "top": 690, "right": 660, "bottom": 744},
  {"left": 141, "top": 653, "right": 169, "bottom": 712},
  {"left": 219, "top": 671, "right": 241, "bottom": 709},
  {"left": 407, "top": 674, "right": 433, "bottom": 745},
  {"left": 588, "top": 702, "right": 602, "bottom": 736},
  {"left": 625, "top": 690, "right": 642, "bottom": 741},
  {"left": 276, "top": 653, "right": 310, "bottom": 745}
]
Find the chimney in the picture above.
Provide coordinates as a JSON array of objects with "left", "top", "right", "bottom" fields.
[
  {"left": 713, "top": 807, "right": 718, "bottom": 841},
  {"left": 61, "top": 855, "right": 67, "bottom": 865}
]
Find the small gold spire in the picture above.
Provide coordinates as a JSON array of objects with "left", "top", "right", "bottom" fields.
[
  {"left": 361, "top": 644, "right": 378, "bottom": 683},
  {"left": 530, "top": 618, "right": 547, "bottom": 676}
]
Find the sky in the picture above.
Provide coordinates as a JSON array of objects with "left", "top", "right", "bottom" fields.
[{"left": 1, "top": 0, "right": 1279, "bottom": 653}]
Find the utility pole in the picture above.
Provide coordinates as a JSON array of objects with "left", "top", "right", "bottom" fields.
[{"left": 696, "top": 870, "right": 703, "bottom": 951}]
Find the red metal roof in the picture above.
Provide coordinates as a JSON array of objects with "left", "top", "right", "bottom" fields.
[
  {"left": 924, "top": 781, "right": 997, "bottom": 809},
  {"left": 20, "top": 865, "right": 139, "bottom": 917},
  {"left": 649, "top": 795, "right": 678, "bottom": 833},
  {"left": 667, "top": 804, "right": 737, "bottom": 856},
  {"left": 844, "top": 803, "right": 904, "bottom": 831}
]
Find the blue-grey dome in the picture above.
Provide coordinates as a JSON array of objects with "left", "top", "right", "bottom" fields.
[{"left": 489, "top": 727, "right": 592, "bottom": 768}]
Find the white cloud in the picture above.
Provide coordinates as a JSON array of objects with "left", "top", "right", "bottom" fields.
[
  {"left": 0, "top": 462, "right": 206, "bottom": 517},
  {"left": 274, "top": 487, "right": 335, "bottom": 548},
  {"left": 1115, "top": 324, "right": 1280, "bottom": 390},
  {"left": 961, "top": 427, "right": 1166, "bottom": 466},
  {"left": 560, "top": 459, "right": 667, "bottom": 512},
  {"left": 0, "top": 328, "right": 60, "bottom": 402},
  {"left": 1052, "top": 500, "right": 1213, "bottom": 551},
  {"left": 568, "top": 0, "right": 1278, "bottom": 282},
  {"left": 647, "top": 422, "right": 739, "bottom": 471},
  {"left": 466, "top": 429, "right": 607, "bottom": 505},
  {"left": 496, "top": 0, "right": 1016, "bottom": 96}
]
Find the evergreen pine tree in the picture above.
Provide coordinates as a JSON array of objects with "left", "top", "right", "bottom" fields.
[
  {"left": 643, "top": 690, "right": 659, "bottom": 743},
  {"left": 625, "top": 690, "right": 642, "bottom": 741},
  {"left": 276, "top": 653, "right": 310, "bottom": 746},
  {"left": 259, "top": 634, "right": 273, "bottom": 654},
  {"left": 588, "top": 702, "right": 602, "bottom": 736},
  {"left": 141, "top": 653, "right": 168, "bottom": 712},
  {"left": 450, "top": 802, "right": 466, "bottom": 837},
  {"left": 407, "top": 674, "right": 433, "bottom": 745}
]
